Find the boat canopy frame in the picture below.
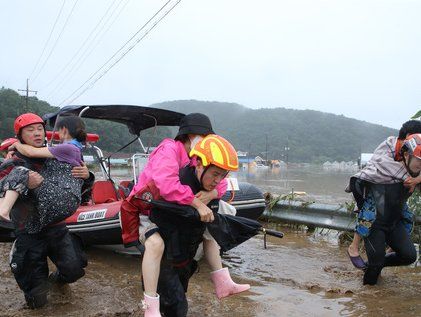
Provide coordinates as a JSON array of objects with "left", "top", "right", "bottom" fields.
[{"left": 43, "top": 104, "right": 185, "bottom": 180}]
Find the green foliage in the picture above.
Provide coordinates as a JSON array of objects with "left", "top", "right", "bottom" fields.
[
  {"left": 339, "top": 201, "right": 356, "bottom": 213},
  {"left": 411, "top": 110, "right": 421, "bottom": 120},
  {"left": 266, "top": 191, "right": 306, "bottom": 212},
  {"left": 0, "top": 88, "right": 171, "bottom": 153},
  {"left": 1, "top": 89, "right": 397, "bottom": 161},
  {"left": 0, "top": 88, "right": 59, "bottom": 142},
  {"left": 154, "top": 100, "right": 397, "bottom": 162},
  {"left": 408, "top": 190, "right": 421, "bottom": 244},
  {"left": 408, "top": 191, "right": 421, "bottom": 216}
]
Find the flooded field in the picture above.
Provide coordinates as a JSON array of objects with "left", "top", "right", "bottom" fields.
[
  {"left": 0, "top": 166, "right": 420, "bottom": 316},
  {"left": 1, "top": 225, "right": 420, "bottom": 316},
  {"left": 236, "top": 165, "right": 355, "bottom": 205}
]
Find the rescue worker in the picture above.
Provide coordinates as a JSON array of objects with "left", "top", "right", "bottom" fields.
[
  {"left": 120, "top": 114, "right": 248, "bottom": 317},
  {"left": 348, "top": 133, "right": 420, "bottom": 285},
  {"left": 150, "top": 134, "right": 240, "bottom": 316},
  {"left": 347, "top": 119, "right": 421, "bottom": 269},
  {"left": 0, "top": 113, "right": 92, "bottom": 308}
]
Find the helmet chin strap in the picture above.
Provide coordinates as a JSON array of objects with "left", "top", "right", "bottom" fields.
[{"left": 199, "top": 165, "right": 211, "bottom": 189}]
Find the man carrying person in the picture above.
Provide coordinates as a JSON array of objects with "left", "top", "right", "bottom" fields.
[{"left": 0, "top": 113, "right": 92, "bottom": 308}]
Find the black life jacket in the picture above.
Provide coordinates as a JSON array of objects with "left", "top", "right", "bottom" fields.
[
  {"left": 368, "top": 182, "right": 411, "bottom": 228},
  {"left": 149, "top": 165, "right": 219, "bottom": 265}
]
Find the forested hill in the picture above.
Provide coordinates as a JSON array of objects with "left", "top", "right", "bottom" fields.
[
  {"left": 0, "top": 88, "right": 170, "bottom": 153},
  {"left": 1, "top": 88, "right": 397, "bottom": 162},
  {"left": 152, "top": 100, "right": 397, "bottom": 163}
]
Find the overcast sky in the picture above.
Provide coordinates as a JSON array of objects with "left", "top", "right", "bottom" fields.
[{"left": 1, "top": 0, "right": 420, "bottom": 129}]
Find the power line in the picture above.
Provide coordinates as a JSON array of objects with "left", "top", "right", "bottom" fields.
[
  {"left": 42, "top": 0, "right": 121, "bottom": 94},
  {"left": 29, "top": 0, "right": 66, "bottom": 80},
  {"left": 18, "top": 79, "right": 38, "bottom": 112},
  {"left": 58, "top": 0, "right": 181, "bottom": 107},
  {"left": 32, "top": 0, "right": 79, "bottom": 83},
  {"left": 45, "top": 0, "right": 130, "bottom": 100}
]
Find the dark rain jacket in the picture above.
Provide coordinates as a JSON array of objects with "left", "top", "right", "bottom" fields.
[{"left": 149, "top": 165, "right": 213, "bottom": 265}]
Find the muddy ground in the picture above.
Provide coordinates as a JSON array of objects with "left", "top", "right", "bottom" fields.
[{"left": 0, "top": 226, "right": 420, "bottom": 317}]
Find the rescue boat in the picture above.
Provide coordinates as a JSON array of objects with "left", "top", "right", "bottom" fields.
[{"left": 0, "top": 105, "right": 266, "bottom": 245}]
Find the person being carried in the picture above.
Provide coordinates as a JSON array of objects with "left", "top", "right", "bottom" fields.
[
  {"left": 0, "top": 138, "right": 18, "bottom": 157},
  {"left": 346, "top": 120, "right": 421, "bottom": 269},
  {"left": 120, "top": 114, "right": 249, "bottom": 317},
  {"left": 347, "top": 133, "right": 421, "bottom": 285},
  {"left": 0, "top": 113, "right": 91, "bottom": 309},
  {"left": 0, "top": 115, "right": 87, "bottom": 233}
]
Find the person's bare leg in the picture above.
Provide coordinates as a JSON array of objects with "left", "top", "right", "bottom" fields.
[
  {"left": 142, "top": 232, "right": 165, "bottom": 297},
  {"left": 0, "top": 190, "right": 20, "bottom": 220},
  {"left": 348, "top": 232, "right": 361, "bottom": 257},
  {"left": 203, "top": 238, "right": 223, "bottom": 270}
]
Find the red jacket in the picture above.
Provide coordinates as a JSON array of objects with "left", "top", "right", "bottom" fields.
[{"left": 120, "top": 181, "right": 161, "bottom": 247}]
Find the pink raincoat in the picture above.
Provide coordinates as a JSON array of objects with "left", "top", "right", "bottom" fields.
[
  {"left": 121, "top": 138, "right": 227, "bottom": 246},
  {"left": 130, "top": 138, "right": 227, "bottom": 203}
]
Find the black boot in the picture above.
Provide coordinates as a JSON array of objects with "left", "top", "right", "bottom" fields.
[
  {"left": 48, "top": 271, "right": 72, "bottom": 298},
  {"left": 25, "top": 283, "right": 48, "bottom": 309},
  {"left": 363, "top": 265, "right": 382, "bottom": 285}
]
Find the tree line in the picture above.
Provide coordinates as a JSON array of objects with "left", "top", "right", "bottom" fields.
[{"left": 1, "top": 88, "right": 397, "bottom": 162}]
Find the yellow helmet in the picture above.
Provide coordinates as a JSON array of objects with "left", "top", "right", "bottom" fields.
[{"left": 189, "top": 134, "right": 238, "bottom": 171}]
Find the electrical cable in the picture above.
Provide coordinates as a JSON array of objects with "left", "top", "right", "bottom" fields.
[
  {"left": 58, "top": 0, "right": 181, "bottom": 107},
  {"left": 32, "top": 0, "right": 79, "bottom": 83},
  {"left": 29, "top": 0, "right": 66, "bottom": 81},
  {"left": 42, "top": 0, "right": 121, "bottom": 94},
  {"left": 46, "top": 0, "right": 131, "bottom": 101}
]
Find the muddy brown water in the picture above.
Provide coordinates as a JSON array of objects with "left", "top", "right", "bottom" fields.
[
  {"left": 1, "top": 226, "right": 420, "bottom": 317},
  {"left": 1, "top": 167, "right": 419, "bottom": 316}
]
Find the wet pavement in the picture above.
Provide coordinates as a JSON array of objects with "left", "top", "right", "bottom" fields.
[{"left": 1, "top": 225, "right": 420, "bottom": 316}]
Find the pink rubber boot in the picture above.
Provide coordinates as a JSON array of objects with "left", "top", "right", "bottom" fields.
[
  {"left": 142, "top": 293, "right": 161, "bottom": 317},
  {"left": 210, "top": 267, "right": 250, "bottom": 299}
]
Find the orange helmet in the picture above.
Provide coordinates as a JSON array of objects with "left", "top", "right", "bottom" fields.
[
  {"left": 401, "top": 133, "right": 421, "bottom": 159},
  {"left": 14, "top": 113, "right": 45, "bottom": 135},
  {"left": 189, "top": 134, "right": 238, "bottom": 171}
]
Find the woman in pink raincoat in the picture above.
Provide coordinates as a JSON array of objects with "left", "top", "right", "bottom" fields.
[{"left": 120, "top": 113, "right": 249, "bottom": 317}]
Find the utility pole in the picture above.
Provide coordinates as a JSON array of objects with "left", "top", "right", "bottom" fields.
[
  {"left": 284, "top": 137, "right": 290, "bottom": 190},
  {"left": 18, "top": 79, "right": 37, "bottom": 113},
  {"left": 265, "top": 134, "right": 268, "bottom": 166},
  {"left": 284, "top": 137, "right": 290, "bottom": 166}
]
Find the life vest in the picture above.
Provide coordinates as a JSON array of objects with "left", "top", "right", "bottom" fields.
[{"left": 356, "top": 182, "right": 413, "bottom": 237}]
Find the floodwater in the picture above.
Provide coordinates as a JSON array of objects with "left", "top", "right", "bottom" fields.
[
  {"left": 0, "top": 166, "right": 420, "bottom": 316},
  {"left": 236, "top": 164, "right": 355, "bottom": 204}
]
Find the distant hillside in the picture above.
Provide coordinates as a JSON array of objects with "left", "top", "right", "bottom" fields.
[
  {"left": 152, "top": 100, "right": 397, "bottom": 163},
  {"left": 0, "top": 88, "right": 170, "bottom": 153},
  {"left": 0, "top": 88, "right": 397, "bottom": 162}
]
